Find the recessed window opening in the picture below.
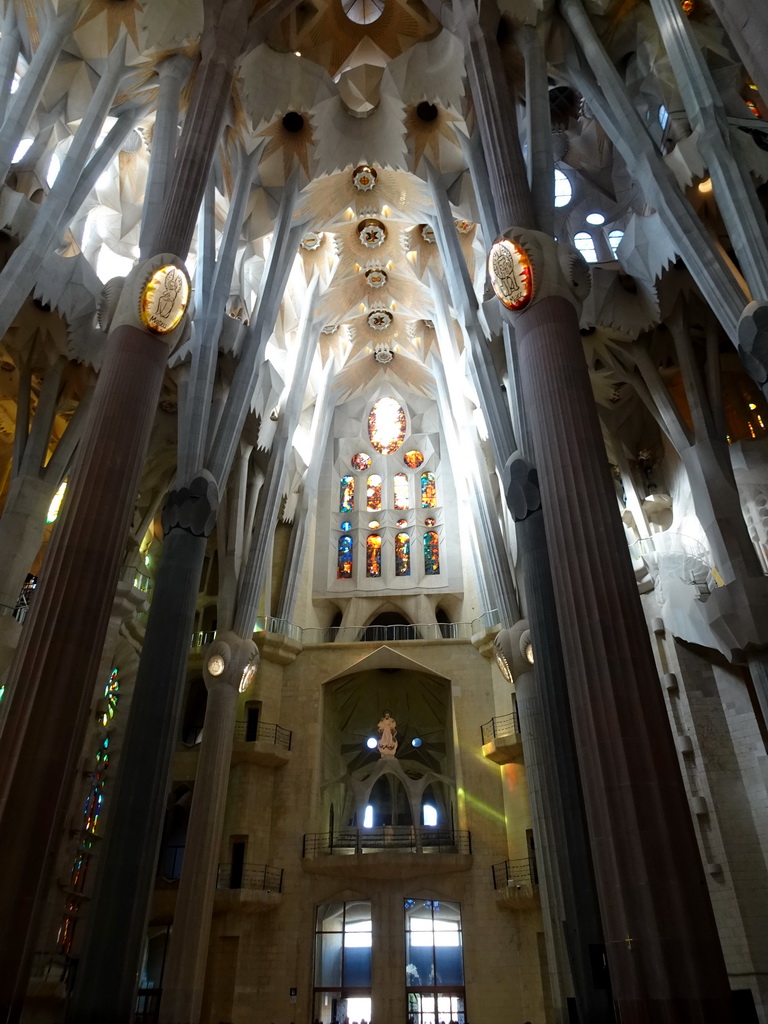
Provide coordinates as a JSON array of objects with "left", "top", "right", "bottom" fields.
[
  {"left": 573, "top": 231, "right": 598, "bottom": 262},
  {"left": 608, "top": 230, "right": 624, "bottom": 257},
  {"left": 423, "top": 804, "right": 438, "bottom": 826},
  {"left": 553, "top": 168, "right": 572, "bottom": 207}
]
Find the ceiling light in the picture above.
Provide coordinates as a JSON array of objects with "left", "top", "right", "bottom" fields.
[{"left": 698, "top": 177, "right": 713, "bottom": 194}]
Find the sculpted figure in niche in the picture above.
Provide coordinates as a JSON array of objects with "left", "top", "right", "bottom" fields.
[{"left": 377, "top": 710, "right": 397, "bottom": 757}]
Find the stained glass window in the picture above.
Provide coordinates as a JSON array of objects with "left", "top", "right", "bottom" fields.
[
  {"left": 395, "top": 533, "right": 411, "bottom": 576},
  {"left": 396, "top": 518, "right": 408, "bottom": 528},
  {"left": 82, "top": 736, "right": 110, "bottom": 834},
  {"left": 394, "top": 473, "right": 410, "bottom": 510},
  {"left": 367, "top": 534, "right": 382, "bottom": 577},
  {"left": 367, "top": 474, "right": 382, "bottom": 510},
  {"left": 100, "top": 667, "right": 119, "bottom": 727},
  {"left": 368, "top": 397, "right": 406, "bottom": 454},
  {"left": 341, "top": 520, "right": 352, "bottom": 531},
  {"left": 340, "top": 475, "right": 354, "bottom": 512},
  {"left": 352, "top": 452, "right": 372, "bottom": 471},
  {"left": 404, "top": 450, "right": 424, "bottom": 468},
  {"left": 421, "top": 472, "right": 436, "bottom": 508},
  {"left": 424, "top": 531, "right": 440, "bottom": 575},
  {"left": 338, "top": 535, "right": 354, "bottom": 579},
  {"left": 425, "top": 517, "right": 436, "bottom": 526}
]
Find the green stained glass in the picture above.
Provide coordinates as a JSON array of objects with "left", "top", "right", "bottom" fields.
[
  {"left": 421, "top": 472, "right": 436, "bottom": 508},
  {"left": 424, "top": 530, "right": 440, "bottom": 575}
]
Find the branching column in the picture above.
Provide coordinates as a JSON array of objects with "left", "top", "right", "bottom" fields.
[
  {"left": 0, "top": 4, "right": 251, "bottom": 1021},
  {"left": 460, "top": 0, "right": 734, "bottom": 1016}
]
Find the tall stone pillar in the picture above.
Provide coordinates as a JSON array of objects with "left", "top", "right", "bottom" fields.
[
  {"left": 0, "top": 4, "right": 250, "bottom": 1019},
  {"left": 492, "top": 228, "right": 733, "bottom": 1018},
  {"left": 0, "top": 257, "right": 191, "bottom": 1022},
  {"left": 160, "top": 633, "right": 258, "bottom": 1024}
]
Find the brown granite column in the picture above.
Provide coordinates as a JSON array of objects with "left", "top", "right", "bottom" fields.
[
  {"left": 514, "top": 291, "right": 733, "bottom": 1022},
  {"left": 0, "top": 4, "right": 251, "bottom": 1020},
  {"left": 0, "top": 323, "right": 169, "bottom": 1020}
]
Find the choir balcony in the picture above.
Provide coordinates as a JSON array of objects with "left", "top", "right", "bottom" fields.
[
  {"left": 481, "top": 712, "right": 524, "bottom": 765},
  {"left": 302, "top": 826, "right": 472, "bottom": 879},
  {"left": 492, "top": 858, "right": 539, "bottom": 910},
  {"left": 231, "top": 720, "right": 292, "bottom": 767},
  {"left": 213, "top": 862, "right": 283, "bottom": 914}
]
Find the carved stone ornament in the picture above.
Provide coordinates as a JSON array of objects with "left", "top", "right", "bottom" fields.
[
  {"left": 454, "top": 219, "right": 474, "bottom": 234},
  {"left": 367, "top": 308, "right": 393, "bottom": 330},
  {"left": 365, "top": 267, "right": 388, "bottom": 288},
  {"left": 352, "top": 165, "right": 378, "bottom": 191},
  {"left": 421, "top": 224, "right": 435, "bottom": 244},
  {"left": 489, "top": 228, "right": 592, "bottom": 314},
  {"left": 322, "top": 323, "right": 339, "bottom": 334},
  {"left": 139, "top": 263, "right": 191, "bottom": 334},
  {"left": 358, "top": 219, "right": 387, "bottom": 248},
  {"left": 300, "top": 230, "right": 323, "bottom": 251},
  {"left": 488, "top": 238, "right": 534, "bottom": 311},
  {"left": 374, "top": 342, "right": 394, "bottom": 363}
]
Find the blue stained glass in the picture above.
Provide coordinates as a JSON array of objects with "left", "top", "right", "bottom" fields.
[
  {"left": 337, "top": 535, "right": 354, "bottom": 579},
  {"left": 341, "top": 520, "right": 352, "bottom": 531},
  {"left": 424, "top": 531, "right": 440, "bottom": 575}
]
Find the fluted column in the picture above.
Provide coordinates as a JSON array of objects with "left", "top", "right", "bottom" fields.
[
  {"left": 159, "top": 634, "right": 257, "bottom": 1024},
  {"left": 0, "top": 317, "right": 170, "bottom": 1021},
  {"left": 515, "top": 290, "right": 732, "bottom": 1022}
]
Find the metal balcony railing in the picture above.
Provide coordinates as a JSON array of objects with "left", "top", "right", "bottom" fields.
[
  {"left": 216, "top": 863, "right": 283, "bottom": 892},
  {"left": 481, "top": 711, "right": 520, "bottom": 745},
  {"left": 190, "top": 610, "right": 500, "bottom": 650},
  {"left": 233, "top": 720, "right": 292, "bottom": 749},
  {"left": 492, "top": 857, "right": 538, "bottom": 890},
  {"left": 303, "top": 826, "right": 471, "bottom": 857}
]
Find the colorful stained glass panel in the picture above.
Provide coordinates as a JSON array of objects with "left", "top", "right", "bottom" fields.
[
  {"left": 394, "top": 472, "right": 410, "bottom": 510},
  {"left": 351, "top": 452, "right": 372, "bottom": 471},
  {"left": 340, "top": 475, "right": 354, "bottom": 512},
  {"left": 368, "top": 397, "right": 406, "bottom": 454},
  {"left": 404, "top": 449, "right": 424, "bottom": 468},
  {"left": 424, "top": 530, "right": 440, "bottom": 575},
  {"left": 367, "top": 534, "right": 382, "bottom": 577},
  {"left": 395, "top": 533, "right": 411, "bottom": 576},
  {"left": 337, "top": 535, "right": 354, "bottom": 579},
  {"left": 367, "top": 474, "right": 382, "bottom": 510},
  {"left": 421, "top": 472, "right": 437, "bottom": 508}
]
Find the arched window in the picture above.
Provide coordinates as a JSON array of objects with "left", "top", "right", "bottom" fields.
[
  {"left": 366, "top": 474, "right": 382, "bottom": 510},
  {"left": 608, "top": 230, "right": 624, "bottom": 257},
  {"left": 368, "top": 397, "right": 406, "bottom": 454},
  {"left": 394, "top": 473, "right": 410, "bottom": 510},
  {"left": 573, "top": 231, "right": 598, "bottom": 263},
  {"left": 367, "top": 534, "right": 382, "bottom": 577},
  {"left": 338, "top": 535, "right": 354, "bottom": 579},
  {"left": 395, "top": 533, "right": 411, "bottom": 576},
  {"left": 100, "top": 667, "right": 119, "bottom": 726},
  {"left": 340, "top": 475, "right": 354, "bottom": 512},
  {"left": 553, "top": 168, "right": 572, "bottom": 207},
  {"left": 424, "top": 531, "right": 440, "bottom": 575},
  {"left": 421, "top": 472, "right": 436, "bottom": 508}
]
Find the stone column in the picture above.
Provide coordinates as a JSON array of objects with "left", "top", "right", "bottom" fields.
[
  {"left": 706, "top": 0, "right": 768, "bottom": 110},
  {"left": 0, "top": 264, "right": 184, "bottom": 1018},
  {"left": 159, "top": 633, "right": 258, "bottom": 1024},
  {"left": 0, "top": 7, "right": 249, "bottom": 1018},
  {"left": 511, "top": 273, "right": 733, "bottom": 1021}
]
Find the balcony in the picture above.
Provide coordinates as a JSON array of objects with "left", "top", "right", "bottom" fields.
[
  {"left": 302, "top": 826, "right": 472, "bottom": 879},
  {"left": 481, "top": 712, "right": 524, "bottom": 765},
  {"left": 213, "top": 862, "right": 283, "bottom": 914},
  {"left": 231, "top": 720, "right": 292, "bottom": 767},
  {"left": 25, "top": 952, "right": 76, "bottom": 1006},
  {"left": 189, "top": 610, "right": 500, "bottom": 651},
  {"left": 492, "top": 858, "right": 539, "bottom": 909}
]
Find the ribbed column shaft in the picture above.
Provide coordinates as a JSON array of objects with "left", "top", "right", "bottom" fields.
[
  {"left": 516, "top": 295, "right": 732, "bottom": 1023},
  {"left": 0, "top": 326, "right": 168, "bottom": 1023},
  {"left": 68, "top": 523, "right": 211, "bottom": 1022},
  {"left": 159, "top": 680, "right": 239, "bottom": 1024}
]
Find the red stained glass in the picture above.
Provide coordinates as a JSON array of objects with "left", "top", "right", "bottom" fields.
[{"left": 367, "top": 534, "right": 382, "bottom": 577}]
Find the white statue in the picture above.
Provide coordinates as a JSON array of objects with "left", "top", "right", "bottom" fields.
[{"left": 377, "top": 710, "right": 397, "bottom": 757}]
